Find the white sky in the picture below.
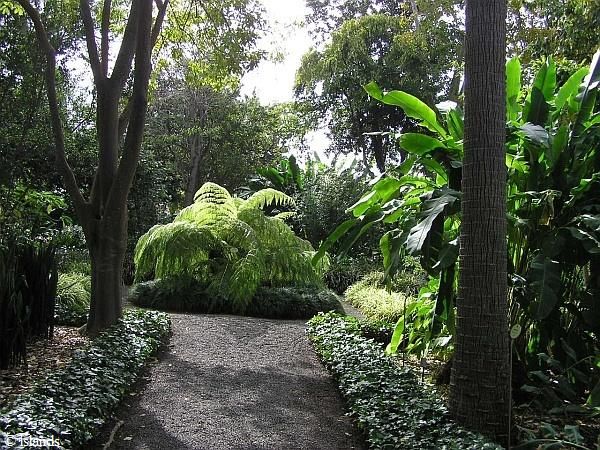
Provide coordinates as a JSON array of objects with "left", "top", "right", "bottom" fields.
[
  {"left": 239, "top": 0, "right": 332, "bottom": 162},
  {"left": 240, "top": 0, "right": 311, "bottom": 104}
]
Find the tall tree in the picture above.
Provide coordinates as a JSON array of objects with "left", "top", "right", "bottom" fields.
[
  {"left": 296, "top": 1, "right": 462, "bottom": 172},
  {"left": 449, "top": 0, "right": 510, "bottom": 442}
]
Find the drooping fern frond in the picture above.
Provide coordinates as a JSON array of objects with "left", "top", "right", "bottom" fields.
[
  {"left": 273, "top": 211, "right": 297, "bottom": 221},
  {"left": 239, "top": 188, "right": 295, "bottom": 212},
  {"left": 134, "top": 222, "right": 222, "bottom": 282},
  {"left": 134, "top": 182, "right": 323, "bottom": 311}
]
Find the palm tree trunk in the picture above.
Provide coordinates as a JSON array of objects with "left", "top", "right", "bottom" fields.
[{"left": 449, "top": 0, "right": 510, "bottom": 443}]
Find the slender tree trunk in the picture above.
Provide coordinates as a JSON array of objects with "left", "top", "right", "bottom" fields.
[
  {"left": 184, "top": 135, "right": 205, "bottom": 206},
  {"left": 449, "top": 0, "right": 510, "bottom": 444}
]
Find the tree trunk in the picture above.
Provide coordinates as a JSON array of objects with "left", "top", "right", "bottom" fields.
[
  {"left": 85, "top": 210, "right": 127, "bottom": 334},
  {"left": 449, "top": 0, "right": 510, "bottom": 444},
  {"left": 184, "top": 134, "right": 205, "bottom": 206}
]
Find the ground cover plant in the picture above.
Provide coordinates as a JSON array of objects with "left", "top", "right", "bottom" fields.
[
  {"left": 307, "top": 312, "right": 502, "bottom": 449},
  {"left": 129, "top": 275, "right": 343, "bottom": 319},
  {"left": 0, "top": 310, "right": 170, "bottom": 448}
]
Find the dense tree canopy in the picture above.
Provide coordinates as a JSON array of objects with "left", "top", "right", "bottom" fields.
[{"left": 295, "top": 7, "right": 461, "bottom": 172}]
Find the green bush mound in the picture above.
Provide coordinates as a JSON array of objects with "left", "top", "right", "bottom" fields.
[
  {"left": 129, "top": 276, "right": 343, "bottom": 319},
  {"left": 54, "top": 273, "right": 91, "bottom": 326},
  {"left": 307, "top": 312, "right": 502, "bottom": 450},
  {"left": 0, "top": 310, "right": 171, "bottom": 449},
  {"left": 345, "top": 272, "right": 411, "bottom": 323}
]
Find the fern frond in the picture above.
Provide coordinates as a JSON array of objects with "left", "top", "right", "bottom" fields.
[
  {"left": 193, "top": 182, "right": 233, "bottom": 204},
  {"left": 134, "top": 222, "right": 221, "bottom": 282},
  {"left": 239, "top": 188, "right": 295, "bottom": 212},
  {"left": 273, "top": 211, "right": 297, "bottom": 221}
]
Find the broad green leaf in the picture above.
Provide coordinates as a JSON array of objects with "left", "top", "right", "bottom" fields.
[
  {"left": 363, "top": 81, "right": 384, "bottom": 101},
  {"left": 405, "top": 191, "right": 459, "bottom": 254},
  {"left": 574, "top": 49, "right": 600, "bottom": 136},
  {"left": 555, "top": 67, "right": 589, "bottom": 112},
  {"left": 534, "top": 57, "right": 557, "bottom": 101},
  {"left": 349, "top": 191, "right": 378, "bottom": 217},
  {"left": 530, "top": 254, "right": 561, "bottom": 320},
  {"left": 376, "top": 90, "right": 447, "bottom": 137},
  {"left": 506, "top": 57, "right": 522, "bottom": 121},
  {"left": 419, "top": 158, "right": 449, "bottom": 185},
  {"left": 385, "top": 317, "right": 405, "bottom": 355},
  {"left": 524, "top": 87, "right": 550, "bottom": 126},
  {"left": 566, "top": 227, "right": 600, "bottom": 254},
  {"left": 519, "top": 123, "right": 550, "bottom": 148},
  {"left": 398, "top": 133, "right": 446, "bottom": 156},
  {"left": 546, "top": 124, "right": 568, "bottom": 169},
  {"left": 432, "top": 239, "right": 459, "bottom": 270},
  {"left": 312, "top": 219, "right": 357, "bottom": 264},
  {"left": 446, "top": 108, "right": 464, "bottom": 142}
]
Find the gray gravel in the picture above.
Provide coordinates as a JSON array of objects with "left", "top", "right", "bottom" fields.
[{"left": 96, "top": 314, "right": 365, "bottom": 450}]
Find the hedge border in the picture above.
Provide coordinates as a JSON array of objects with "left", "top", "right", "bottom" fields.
[
  {"left": 307, "top": 312, "right": 503, "bottom": 450},
  {"left": 0, "top": 309, "right": 171, "bottom": 449}
]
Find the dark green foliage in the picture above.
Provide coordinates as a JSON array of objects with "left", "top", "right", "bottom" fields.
[
  {"left": 129, "top": 276, "right": 343, "bottom": 319},
  {"left": 323, "top": 256, "right": 376, "bottom": 294},
  {"left": 16, "top": 244, "right": 57, "bottom": 339},
  {"left": 54, "top": 273, "right": 91, "bottom": 326},
  {"left": 0, "top": 248, "right": 27, "bottom": 369},
  {"left": 0, "top": 243, "right": 57, "bottom": 369},
  {"left": 306, "top": 313, "right": 502, "bottom": 449},
  {"left": 247, "top": 286, "right": 343, "bottom": 319},
  {"left": 0, "top": 310, "right": 171, "bottom": 449}
]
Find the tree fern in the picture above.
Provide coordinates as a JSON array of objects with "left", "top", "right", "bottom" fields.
[{"left": 134, "top": 183, "right": 324, "bottom": 310}]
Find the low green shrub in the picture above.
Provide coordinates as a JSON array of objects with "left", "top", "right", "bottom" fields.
[
  {"left": 0, "top": 310, "right": 170, "bottom": 449},
  {"left": 54, "top": 273, "right": 91, "bottom": 326},
  {"left": 248, "top": 286, "right": 343, "bottom": 319},
  {"left": 345, "top": 273, "right": 410, "bottom": 324},
  {"left": 129, "top": 276, "right": 343, "bottom": 319},
  {"left": 307, "top": 312, "right": 502, "bottom": 449}
]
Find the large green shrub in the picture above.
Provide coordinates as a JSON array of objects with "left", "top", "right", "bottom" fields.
[
  {"left": 134, "top": 183, "right": 327, "bottom": 311},
  {"left": 0, "top": 310, "right": 170, "bottom": 448},
  {"left": 54, "top": 273, "right": 91, "bottom": 326},
  {"left": 307, "top": 313, "right": 502, "bottom": 449},
  {"left": 129, "top": 276, "right": 343, "bottom": 319}
]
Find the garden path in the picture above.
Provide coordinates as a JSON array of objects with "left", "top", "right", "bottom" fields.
[{"left": 94, "top": 313, "right": 364, "bottom": 450}]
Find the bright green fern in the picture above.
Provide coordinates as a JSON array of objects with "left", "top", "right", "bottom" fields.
[{"left": 134, "top": 183, "right": 328, "bottom": 310}]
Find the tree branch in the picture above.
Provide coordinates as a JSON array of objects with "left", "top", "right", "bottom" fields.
[
  {"left": 79, "top": 0, "right": 103, "bottom": 82},
  {"left": 111, "top": 0, "right": 140, "bottom": 86},
  {"left": 100, "top": 0, "right": 112, "bottom": 76},
  {"left": 16, "top": 0, "right": 88, "bottom": 216},
  {"left": 107, "top": 0, "right": 154, "bottom": 213},
  {"left": 117, "top": 0, "right": 169, "bottom": 139}
]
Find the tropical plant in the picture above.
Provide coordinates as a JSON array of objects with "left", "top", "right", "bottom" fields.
[
  {"left": 314, "top": 51, "right": 600, "bottom": 409},
  {"left": 134, "top": 182, "right": 328, "bottom": 311}
]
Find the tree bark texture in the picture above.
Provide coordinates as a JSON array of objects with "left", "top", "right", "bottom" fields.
[{"left": 449, "top": 0, "right": 510, "bottom": 443}]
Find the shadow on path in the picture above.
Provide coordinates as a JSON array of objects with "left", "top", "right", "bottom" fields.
[{"left": 91, "top": 314, "right": 364, "bottom": 450}]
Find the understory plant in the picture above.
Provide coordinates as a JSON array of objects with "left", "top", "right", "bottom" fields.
[
  {"left": 307, "top": 312, "right": 502, "bottom": 449},
  {"left": 54, "top": 273, "right": 91, "bottom": 326},
  {"left": 0, "top": 310, "right": 170, "bottom": 448},
  {"left": 134, "top": 182, "right": 328, "bottom": 312}
]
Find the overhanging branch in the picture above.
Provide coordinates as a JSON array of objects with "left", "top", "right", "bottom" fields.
[
  {"left": 16, "top": 0, "right": 88, "bottom": 216},
  {"left": 80, "top": 0, "right": 103, "bottom": 82}
]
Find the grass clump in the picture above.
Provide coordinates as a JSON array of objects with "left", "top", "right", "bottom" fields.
[
  {"left": 307, "top": 312, "right": 502, "bottom": 449},
  {"left": 345, "top": 272, "right": 410, "bottom": 323},
  {"left": 0, "top": 310, "right": 171, "bottom": 449},
  {"left": 54, "top": 273, "right": 91, "bottom": 326}
]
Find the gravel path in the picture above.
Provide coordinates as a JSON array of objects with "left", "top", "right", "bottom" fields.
[{"left": 96, "top": 314, "right": 365, "bottom": 450}]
